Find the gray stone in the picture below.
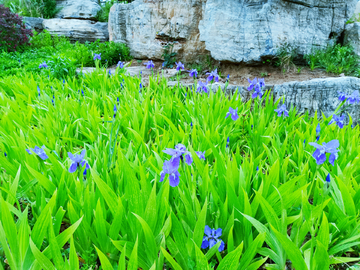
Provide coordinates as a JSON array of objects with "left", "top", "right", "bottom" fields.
[
  {"left": 108, "top": 0, "right": 207, "bottom": 61},
  {"left": 108, "top": 0, "right": 357, "bottom": 64},
  {"left": 344, "top": 22, "right": 360, "bottom": 57},
  {"left": 273, "top": 77, "right": 360, "bottom": 121},
  {"left": 42, "top": 19, "right": 109, "bottom": 42},
  {"left": 23, "top": 17, "right": 44, "bottom": 32},
  {"left": 199, "top": 0, "right": 357, "bottom": 64},
  {"left": 55, "top": 0, "right": 101, "bottom": 20},
  {"left": 169, "top": 77, "right": 360, "bottom": 121}
]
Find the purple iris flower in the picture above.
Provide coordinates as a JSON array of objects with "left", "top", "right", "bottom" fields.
[
  {"left": 26, "top": 146, "right": 49, "bottom": 160},
  {"left": 258, "top": 78, "right": 265, "bottom": 88},
  {"left": 175, "top": 62, "right": 185, "bottom": 71},
  {"left": 347, "top": 90, "right": 360, "bottom": 104},
  {"left": 226, "top": 74, "right": 230, "bottom": 81},
  {"left": 206, "top": 69, "right": 219, "bottom": 83},
  {"left": 274, "top": 104, "right": 289, "bottom": 117},
  {"left": 309, "top": 140, "right": 340, "bottom": 166},
  {"left": 108, "top": 70, "right": 112, "bottom": 76},
  {"left": 225, "top": 107, "right": 239, "bottom": 121},
  {"left": 226, "top": 137, "right": 230, "bottom": 148},
  {"left": 252, "top": 86, "right": 263, "bottom": 99},
  {"left": 160, "top": 157, "right": 181, "bottom": 187},
  {"left": 144, "top": 60, "right": 155, "bottom": 69},
  {"left": 39, "top": 61, "right": 48, "bottom": 69},
  {"left": 329, "top": 114, "right": 345, "bottom": 129},
  {"left": 4, "top": 152, "right": 7, "bottom": 157},
  {"left": 197, "top": 81, "right": 209, "bottom": 94},
  {"left": 68, "top": 150, "right": 89, "bottom": 174},
  {"left": 247, "top": 78, "right": 258, "bottom": 91},
  {"left": 338, "top": 91, "right": 347, "bottom": 102},
  {"left": 93, "top": 53, "right": 101, "bottom": 61},
  {"left": 163, "top": 144, "right": 192, "bottom": 165},
  {"left": 316, "top": 123, "right": 320, "bottom": 141},
  {"left": 326, "top": 173, "right": 330, "bottom": 183},
  {"left": 196, "top": 151, "right": 206, "bottom": 160},
  {"left": 201, "top": 225, "right": 225, "bottom": 252},
  {"left": 256, "top": 166, "right": 259, "bottom": 171},
  {"left": 117, "top": 97, "right": 120, "bottom": 105},
  {"left": 37, "top": 86, "right": 40, "bottom": 97},
  {"left": 113, "top": 104, "right": 117, "bottom": 118},
  {"left": 117, "top": 61, "right": 124, "bottom": 68},
  {"left": 188, "top": 69, "right": 198, "bottom": 78}
]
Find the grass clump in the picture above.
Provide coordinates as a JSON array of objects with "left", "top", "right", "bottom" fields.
[{"left": 305, "top": 43, "right": 359, "bottom": 75}]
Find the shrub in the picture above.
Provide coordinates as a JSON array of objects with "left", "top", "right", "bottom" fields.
[
  {"left": 305, "top": 43, "right": 359, "bottom": 75},
  {"left": 1, "top": 0, "right": 59, "bottom": 18},
  {"left": 0, "top": 4, "right": 33, "bottom": 52}
]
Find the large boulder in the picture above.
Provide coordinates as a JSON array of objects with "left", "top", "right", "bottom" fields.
[
  {"left": 108, "top": 0, "right": 207, "bottom": 61},
  {"left": 55, "top": 0, "right": 101, "bottom": 20},
  {"left": 199, "top": 0, "right": 357, "bottom": 64},
  {"left": 108, "top": 0, "right": 357, "bottom": 63},
  {"left": 42, "top": 19, "right": 109, "bottom": 42},
  {"left": 272, "top": 77, "right": 360, "bottom": 120}
]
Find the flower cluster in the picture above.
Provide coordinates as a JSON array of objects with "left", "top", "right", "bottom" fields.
[
  {"left": 144, "top": 60, "right": 155, "bottom": 69},
  {"left": 274, "top": 104, "right": 289, "bottom": 118},
  {"left": 68, "top": 149, "right": 90, "bottom": 175},
  {"left": 309, "top": 139, "right": 339, "bottom": 166},
  {"left": 39, "top": 61, "right": 48, "bottom": 69},
  {"left": 201, "top": 226, "right": 225, "bottom": 252},
  {"left": 247, "top": 77, "right": 265, "bottom": 99},
  {"left": 160, "top": 144, "right": 205, "bottom": 187},
  {"left": 93, "top": 53, "right": 101, "bottom": 61},
  {"left": 329, "top": 114, "right": 345, "bottom": 129},
  {"left": 26, "top": 146, "right": 48, "bottom": 160},
  {"left": 225, "top": 107, "right": 239, "bottom": 121},
  {"left": 338, "top": 90, "right": 360, "bottom": 104}
]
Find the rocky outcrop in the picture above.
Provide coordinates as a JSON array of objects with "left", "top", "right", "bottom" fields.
[
  {"left": 345, "top": 23, "right": 360, "bottom": 57},
  {"left": 23, "top": 17, "right": 44, "bottom": 32},
  {"left": 273, "top": 77, "right": 360, "bottom": 120},
  {"left": 42, "top": 19, "right": 109, "bottom": 42},
  {"left": 108, "top": 0, "right": 357, "bottom": 63},
  {"left": 108, "top": 0, "right": 207, "bottom": 61},
  {"left": 55, "top": 0, "right": 101, "bottom": 20}
]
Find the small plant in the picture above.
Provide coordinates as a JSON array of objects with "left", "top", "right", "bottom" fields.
[
  {"left": 0, "top": 5, "right": 33, "bottom": 52},
  {"left": 95, "top": 0, "right": 134, "bottom": 22},
  {"left": 260, "top": 72, "right": 268, "bottom": 77},
  {"left": 305, "top": 43, "right": 359, "bottom": 75},
  {"left": 162, "top": 42, "right": 177, "bottom": 68},
  {"left": 275, "top": 41, "right": 298, "bottom": 73}
]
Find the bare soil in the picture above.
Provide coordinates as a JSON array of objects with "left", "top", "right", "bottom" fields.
[{"left": 116, "top": 59, "right": 343, "bottom": 86}]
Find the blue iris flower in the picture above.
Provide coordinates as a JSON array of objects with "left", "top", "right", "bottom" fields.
[
  {"left": 225, "top": 107, "right": 239, "bottom": 121},
  {"left": 274, "top": 104, "right": 289, "bottom": 117},
  {"left": 329, "top": 114, "right": 345, "bottom": 129},
  {"left": 309, "top": 140, "right": 340, "bottom": 166},
  {"left": 201, "top": 225, "right": 225, "bottom": 252}
]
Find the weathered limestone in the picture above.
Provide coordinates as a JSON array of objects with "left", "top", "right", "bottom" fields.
[
  {"left": 23, "top": 17, "right": 44, "bottom": 32},
  {"left": 42, "top": 19, "right": 109, "bottom": 42},
  {"left": 345, "top": 22, "right": 360, "bottom": 57},
  {"left": 55, "top": 0, "right": 101, "bottom": 20},
  {"left": 108, "top": 0, "right": 207, "bottom": 61},
  {"left": 108, "top": 0, "right": 357, "bottom": 63}
]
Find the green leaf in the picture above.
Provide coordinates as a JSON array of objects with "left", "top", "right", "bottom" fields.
[
  {"left": 128, "top": 237, "right": 139, "bottom": 270},
  {"left": 217, "top": 242, "right": 243, "bottom": 270},
  {"left": 29, "top": 238, "right": 55, "bottom": 270},
  {"left": 95, "top": 246, "right": 114, "bottom": 270},
  {"left": 193, "top": 199, "right": 207, "bottom": 248},
  {"left": 160, "top": 247, "right": 183, "bottom": 270}
]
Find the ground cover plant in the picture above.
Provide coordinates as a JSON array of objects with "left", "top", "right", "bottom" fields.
[
  {"left": 0, "top": 30, "right": 131, "bottom": 79},
  {"left": 0, "top": 58, "right": 360, "bottom": 269}
]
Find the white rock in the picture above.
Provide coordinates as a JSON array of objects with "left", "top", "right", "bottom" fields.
[
  {"left": 344, "top": 22, "right": 360, "bottom": 57},
  {"left": 108, "top": 0, "right": 357, "bottom": 64},
  {"left": 42, "top": 19, "right": 109, "bottom": 42},
  {"left": 56, "top": 0, "right": 101, "bottom": 20}
]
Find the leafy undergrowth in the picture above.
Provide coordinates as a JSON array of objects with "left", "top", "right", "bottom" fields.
[{"left": 0, "top": 68, "right": 360, "bottom": 270}]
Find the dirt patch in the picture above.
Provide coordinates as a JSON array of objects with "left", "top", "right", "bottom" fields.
[{"left": 113, "top": 60, "right": 342, "bottom": 86}]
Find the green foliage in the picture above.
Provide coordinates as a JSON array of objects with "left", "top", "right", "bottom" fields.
[
  {"left": 1, "top": 0, "right": 59, "bottom": 18},
  {"left": 161, "top": 42, "right": 177, "bottom": 68},
  {"left": 0, "top": 31, "right": 131, "bottom": 79},
  {"left": 274, "top": 41, "right": 297, "bottom": 73},
  {"left": 95, "top": 0, "right": 134, "bottom": 22},
  {"left": 0, "top": 65, "right": 360, "bottom": 269},
  {"left": 305, "top": 43, "right": 359, "bottom": 75}
]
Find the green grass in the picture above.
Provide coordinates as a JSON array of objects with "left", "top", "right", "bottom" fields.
[{"left": 0, "top": 67, "right": 359, "bottom": 269}]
